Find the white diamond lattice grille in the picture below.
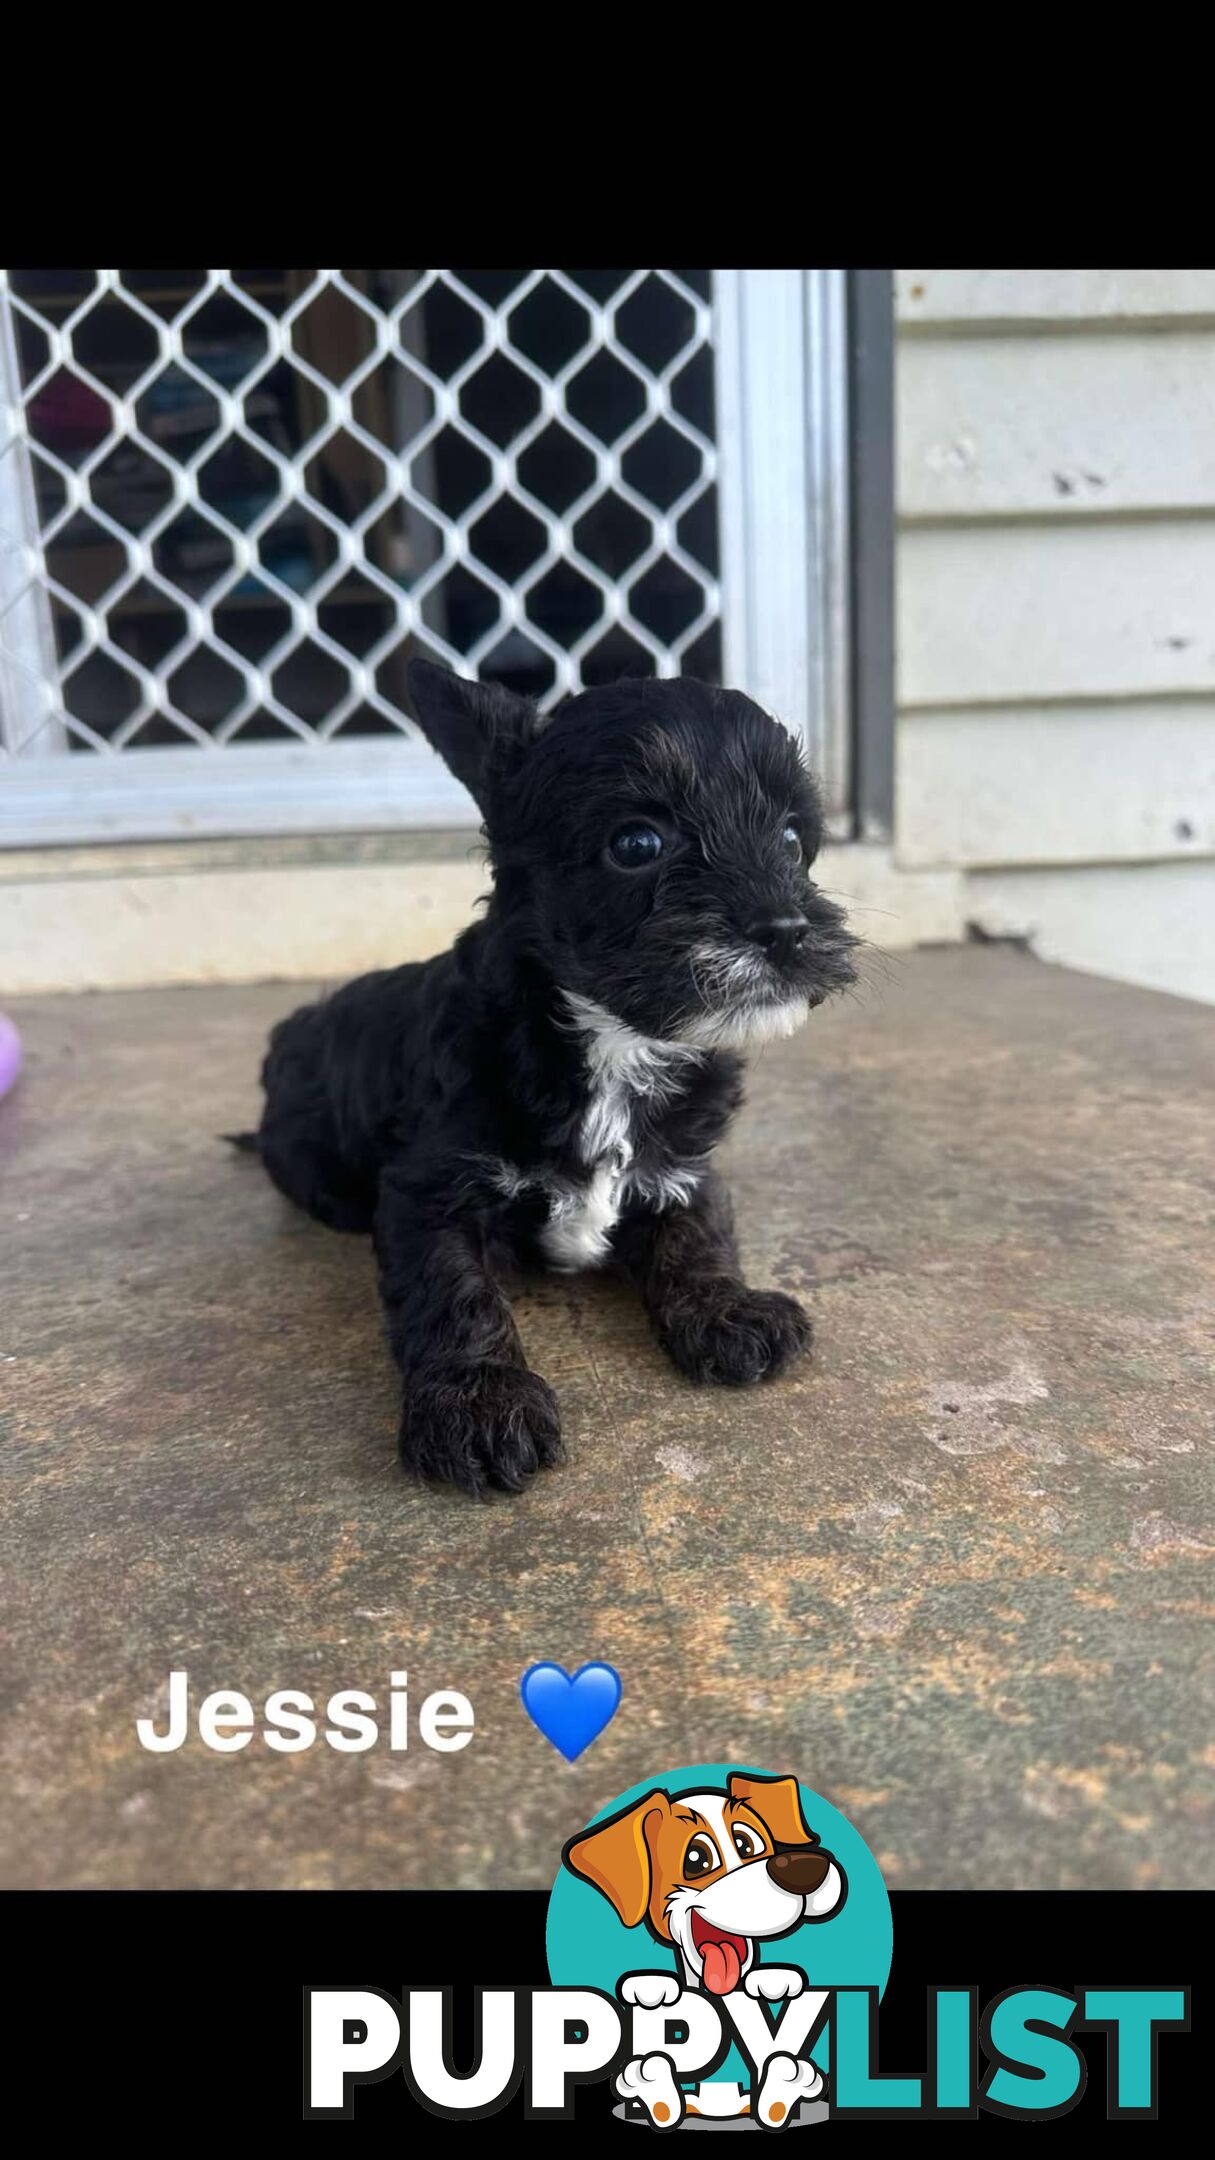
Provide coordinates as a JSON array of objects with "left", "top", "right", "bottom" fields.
[{"left": 0, "top": 268, "right": 721, "bottom": 782}]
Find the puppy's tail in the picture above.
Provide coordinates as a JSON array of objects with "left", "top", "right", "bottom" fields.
[{"left": 221, "top": 1130, "right": 263, "bottom": 1153}]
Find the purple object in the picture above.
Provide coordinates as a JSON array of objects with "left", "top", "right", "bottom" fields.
[{"left": 0, "top": 1012, "right": 22, "bottom": 1100}]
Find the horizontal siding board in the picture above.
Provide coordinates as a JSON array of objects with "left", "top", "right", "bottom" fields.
[
  {"left": 898, "top": 705, "right": 1215, "bottom": 868},
  {"left": 898, "top": 331, "right": 1215, "bottom": 518},
  {"left": 964, "top": 860, "right": 1215, "bottom": 1005},
  {"left": 0, "top": 844, "right": 965, "bottom": 993},
  {"left": 0, "top": 860, "right": 486, "bottom": 993},
  {"left": 897, "top": 269, "right": 1215, "bottom": 327},
  {"left": 899, "top": 520, "right": 1215, "bottom": 705}
]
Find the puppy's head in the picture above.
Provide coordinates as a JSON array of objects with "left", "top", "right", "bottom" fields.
[
  {"left": 564, "top": 1772, "right": 846, "bottom": 1996},
  {"left": 407, "top": 661, "right": 857, "bottom": 1050}
]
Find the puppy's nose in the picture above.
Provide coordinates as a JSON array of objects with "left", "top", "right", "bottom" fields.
[
  {"left": 748, "top": 913, "right": 810, "bottom": 968},
  {"left": 766, "top": 1848, "right": 831, "bottom": 1895}
]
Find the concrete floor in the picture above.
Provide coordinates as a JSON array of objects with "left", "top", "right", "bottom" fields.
[{"left": 1, "top": 948, "right": 1211, "bottom": 1891}]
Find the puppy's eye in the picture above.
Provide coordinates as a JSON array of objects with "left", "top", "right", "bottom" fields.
[
  {"left": 608, "top": 823, "right": 664, "bottom": 870},
  {"left": 683, "top": 1834, "right": 722, "bottom": 1878},
  {"left": 732, "top": 1824, "right": 765, "bottom": 1860},
  {"left": 781, "top": 822, "right": 804, "bottom": 863}
]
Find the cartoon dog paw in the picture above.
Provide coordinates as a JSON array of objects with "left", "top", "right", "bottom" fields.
[
  {"left": 756, "top": 2051, "right": 824, "bottom": 2128},
  {"left": 744, "top": 1965, "right": 806, "bottom": 2002},
  {"left": 615, "top": 2052, "right": 685, "bottom": 2129},
  {"left": 620, "top": 1972, "right": 683, "bottom": 2010}
]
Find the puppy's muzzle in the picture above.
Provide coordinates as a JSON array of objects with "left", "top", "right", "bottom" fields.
[{"left": 766, "top": 1848, "right": 833, "bottom": 1895}]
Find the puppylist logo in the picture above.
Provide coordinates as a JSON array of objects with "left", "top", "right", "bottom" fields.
[{"left": 304, "top": 1761, "right": 1190, "bottom": 2126}]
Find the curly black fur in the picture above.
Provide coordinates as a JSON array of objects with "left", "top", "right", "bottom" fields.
[{"left": 233, "top": 662, "right": 857, "bottom": 1496}]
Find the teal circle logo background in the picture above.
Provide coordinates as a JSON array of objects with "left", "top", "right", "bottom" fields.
[{"left": 546, "top": 1762, "right": 893, "bottom": 2080}]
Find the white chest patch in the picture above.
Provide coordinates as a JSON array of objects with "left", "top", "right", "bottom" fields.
[
  {"left": 531, "top": 993, "right": 705, "bottom": 1272},
  {"left": 539, "top": 1160, "right": 627, "bottom": 1271}
]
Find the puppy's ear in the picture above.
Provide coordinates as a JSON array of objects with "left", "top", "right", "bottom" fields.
[
  {"left": 406, "top": 657, "right": 539, "bottom": 814},
  {"left": 563, "top": 1791, "right": 670, "bottom": 1929},
  {"left": 727, "top": 1772, "right": 815, "bottom": 1848}
]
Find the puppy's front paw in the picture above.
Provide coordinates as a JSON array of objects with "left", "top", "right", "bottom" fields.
[
  {"left": 659, "top": 1282, "right": 812, "bottom": 1387},
  {"left": 620, "top": 1973, "right": 683, "bottom": 2009},
  {"left": 744, "top": 1965, "right": 805, "bottom": 2002},
  {"left": 400, "top": 1361, "right": 565, "bottom": 1496}
]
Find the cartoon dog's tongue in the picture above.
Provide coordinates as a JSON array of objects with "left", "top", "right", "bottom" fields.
[
  {"left": 690, "top": 1911, "right": 749, "bottom": 1994},
  {"left": 700, "top": 1935, "right": 739, "bottom": 1995},
  {"left": 701, "top": 1938, "right": 743, "bottom": 1995}
]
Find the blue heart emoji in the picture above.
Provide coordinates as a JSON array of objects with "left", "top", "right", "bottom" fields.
[{"left": 519, "top": 1661, "right": 622, "bottom": 1762}]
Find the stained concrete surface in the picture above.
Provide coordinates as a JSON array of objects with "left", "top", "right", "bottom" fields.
[{"left": 0, "top": 948, "right": 1211, "bottom": 1890}]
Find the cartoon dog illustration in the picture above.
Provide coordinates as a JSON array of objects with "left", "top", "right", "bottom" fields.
[{"left": 564, "top": 1771, "right": 846, "bottom": 2127}]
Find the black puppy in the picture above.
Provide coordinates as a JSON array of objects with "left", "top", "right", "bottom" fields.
[{"left": 233, "top": 661, "right": 857, "bottom": 1495}]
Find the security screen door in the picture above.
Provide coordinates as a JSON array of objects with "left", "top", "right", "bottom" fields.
[{"left": 0, "top": 269, "right": 853, "bottom": 846}]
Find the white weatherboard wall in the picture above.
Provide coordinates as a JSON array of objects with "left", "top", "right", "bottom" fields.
[
  {"left": 895, "top": 269, "right": 1215, "bottom": 1005},
  {"left": 0, "top": 837, "right": 962, "bottom": 995}
]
